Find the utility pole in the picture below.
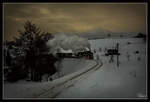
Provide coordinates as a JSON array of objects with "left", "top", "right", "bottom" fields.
[{"left": 116, "top": 43, "right": 119, "bottom": 67}]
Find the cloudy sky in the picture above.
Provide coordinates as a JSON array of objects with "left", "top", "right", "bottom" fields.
[{"left": 4, "top": 3, "right": 147, "bottom": 41}]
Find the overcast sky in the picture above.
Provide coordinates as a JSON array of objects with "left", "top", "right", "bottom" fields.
[{"left": 4, "top": 3, "right": 147, "bottom": 41}]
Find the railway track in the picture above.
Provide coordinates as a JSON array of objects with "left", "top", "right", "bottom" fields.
[{"left": 34, "top": 59, "right": 103, "bottom": 98}]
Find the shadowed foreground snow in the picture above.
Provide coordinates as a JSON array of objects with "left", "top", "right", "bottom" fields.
[{"left": 3, "top": 59, "right": 97, "bottom": 98}]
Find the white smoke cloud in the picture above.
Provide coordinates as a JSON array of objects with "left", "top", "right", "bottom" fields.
[{"left": 46, "top": 33, "right": 90, "bottom": 56}]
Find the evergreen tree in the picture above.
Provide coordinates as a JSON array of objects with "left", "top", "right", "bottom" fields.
[{"left": 6, "top": 21, "right": 56, "bottom": 82}]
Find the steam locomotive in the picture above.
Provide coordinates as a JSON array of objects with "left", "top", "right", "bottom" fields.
[{"left": 56, "top": 51, "right": 93, "bottom": 59}]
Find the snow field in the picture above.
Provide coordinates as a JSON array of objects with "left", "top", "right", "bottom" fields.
[{"left": 55, "top": 38, "right": 147, "bottom": 98}]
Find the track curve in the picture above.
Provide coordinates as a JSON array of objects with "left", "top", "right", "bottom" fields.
[{"left": 35, "top": 59, "right": 103, "bottom": 98}]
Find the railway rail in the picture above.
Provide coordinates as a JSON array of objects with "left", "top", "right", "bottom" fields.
[{"left": 34, "top": 59, "right": 103, "bottom": 98}]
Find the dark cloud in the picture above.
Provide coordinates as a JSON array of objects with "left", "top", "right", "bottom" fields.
[{"left": 4, "top": 3, "right": 147, "bottom": 41}]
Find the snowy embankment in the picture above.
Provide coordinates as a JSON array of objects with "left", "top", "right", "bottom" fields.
[
  {"left": 61, "top": 58, "right": 95, "bottom": 76},
  {"left": 55, "top": 38, "right": 147, "bottom": 98},
  {"left": 3, "top": 59, "right": 99, "bottom": 99}
]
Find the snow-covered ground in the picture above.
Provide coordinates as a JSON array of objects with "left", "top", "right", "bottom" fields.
[
  {"left": 55, "top": 38, "right": 147, "bottom": 98},
  {"left": 3, "top": 59, "right": 97, "bottom": 99},
  {"left": 3, "top": 37, "right": 147, "bottom": 99},
  {"left": 60, "top": 58, "right": 93, "bottom": 76}
]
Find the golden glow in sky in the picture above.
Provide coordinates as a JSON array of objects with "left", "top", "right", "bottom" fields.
[{"left": 4, "top": 3, "right": 147, "bottom": 41}]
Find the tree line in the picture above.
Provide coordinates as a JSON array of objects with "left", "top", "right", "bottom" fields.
[{"left": 4, "top": 21, "right": 59, "bottom": 82}]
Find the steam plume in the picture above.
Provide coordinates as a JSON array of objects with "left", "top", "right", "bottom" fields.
[{"left": 46, "top": 33, "right": 90, "bottom": 56}]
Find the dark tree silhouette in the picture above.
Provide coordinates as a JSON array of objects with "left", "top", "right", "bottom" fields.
[
  {"left": 5, "top": 49, "right": 12, "bottom": 66},
  {"left": 135, "top": 33, "right": 146, "bottom": 42},
  {"left": 5, "top": 21, "right": 57, "bottom": 82}
]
